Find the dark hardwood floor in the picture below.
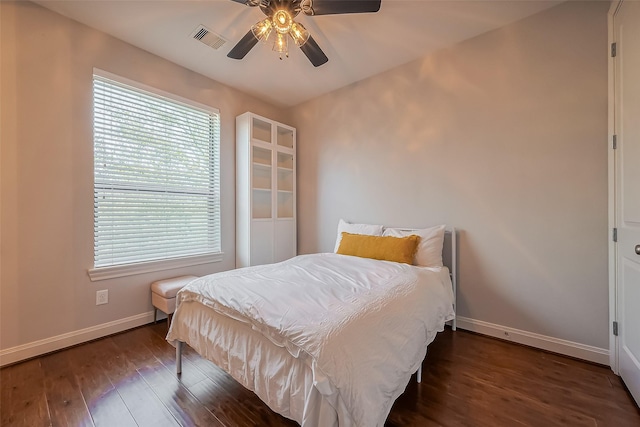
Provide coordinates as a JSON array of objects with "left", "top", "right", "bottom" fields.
[{"left": 1, "top": 323, "right": 638, "bottom": 426}]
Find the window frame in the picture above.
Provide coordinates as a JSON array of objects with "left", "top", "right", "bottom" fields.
[{"left": 88, "top": 69, "right": 223, "bottom": 281}]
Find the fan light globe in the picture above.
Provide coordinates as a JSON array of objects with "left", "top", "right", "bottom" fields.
[
  {"left": 251, "top": 18, "right": 273, "bottom": 42},
  {"left": 290, "top": 22, "right": 310, "bottom": 47},
  {"left": 273, "top": 9, "right": 293, "bottom": 34},
  {"left": 273, "top": 32, "right": 288, "bottom": 57}
]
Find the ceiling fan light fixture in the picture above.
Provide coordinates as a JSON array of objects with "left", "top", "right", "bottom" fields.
[
  {"left": 228, "top": 0, "right": 381, "bottom": 66},
  {"left": 289, "top": 22, "right": 309, "bottom": 47},
  {"left": 251, "top": 18, "right": 273, "bottom": 42}
]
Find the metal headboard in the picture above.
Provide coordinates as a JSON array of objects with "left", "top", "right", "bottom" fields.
[
  {"left": 388, "top": 226, "right": 457, "bottom": 330},
  {"left": 443, "top": 227, "right": 457, "bottom": 331}
]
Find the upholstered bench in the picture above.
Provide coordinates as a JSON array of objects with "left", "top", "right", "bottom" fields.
[{"left": 151, "top": 275, "right": 197, "bottom": 326}]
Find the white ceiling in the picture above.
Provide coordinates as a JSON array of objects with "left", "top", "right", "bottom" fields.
[{"left": 34, "top": 0, "right": 563, "bottom": 107}]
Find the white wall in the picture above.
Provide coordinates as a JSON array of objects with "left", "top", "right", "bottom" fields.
[
  {"left": 0, "top": 1, "right": 287, "bottom": 361},
  {"left": 289, "top": 1, "right": 610, "bottom": 352}
]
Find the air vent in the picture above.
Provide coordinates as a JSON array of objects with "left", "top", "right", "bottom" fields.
[{"left": 191, "top": 25, "right": 227, "bottom": 50}]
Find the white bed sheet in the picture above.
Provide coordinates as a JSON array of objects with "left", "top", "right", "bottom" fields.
[
  {"left": 168, "top": 300, "right": 350, "bottom": 425},
  {"left": 167, "top": 253, "right": 455, "bottom": 426}
]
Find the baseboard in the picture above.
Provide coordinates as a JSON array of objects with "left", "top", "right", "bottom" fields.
[
  {"left": 1, "top": 313, "right": 610, "bottom": 367},
  {"left": 0, "top": 311, "right": 155, "bottom": 367},
  {"left": 456, "top": 316, "right": 610, "bottom": 366}
]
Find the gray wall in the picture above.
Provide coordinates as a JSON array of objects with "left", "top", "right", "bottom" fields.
[
  {"left": 0, "top": 1, "right": 287, "bottom": 351},
  {"left": 289, "top": 1, "right": 610, "bottom": 348}
]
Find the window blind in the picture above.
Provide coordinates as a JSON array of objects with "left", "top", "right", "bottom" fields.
[{"left": 93, "top": 73, "right": 221, "bottom": 268}]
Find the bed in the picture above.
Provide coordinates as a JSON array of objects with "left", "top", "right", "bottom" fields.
[{"left": 167, "top": 225, "right": 457, "bottom": 426}]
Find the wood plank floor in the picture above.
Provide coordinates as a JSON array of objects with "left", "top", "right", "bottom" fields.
[{"left": 1, "top": 323, "right": 638, "bottom": 426}]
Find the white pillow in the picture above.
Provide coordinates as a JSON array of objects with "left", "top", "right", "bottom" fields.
[
  {"left": 334, "top": 219, "right": 384, "bottom": 252},
  {"left": 383, "top": 224, "right": 446, "bottom": 267}
]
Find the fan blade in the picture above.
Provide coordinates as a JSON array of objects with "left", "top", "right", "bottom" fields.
[
  {"left": 230, "top": 0, "right": 260, "bottom": 6},
  {"left": 227, "top": 30, "right": 259, "bottom": 59},
  {"left": 302, "top": 0, "right": 381, "bottom": 16},
  {"left": 299, "top": 35, "right": 328, "bottom": 67}
]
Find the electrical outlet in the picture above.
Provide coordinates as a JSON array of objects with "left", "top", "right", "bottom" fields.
[{"left": 96, "top": 289, "right": 109, "bottom": 305}]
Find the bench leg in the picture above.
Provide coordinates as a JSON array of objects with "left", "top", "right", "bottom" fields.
[{"left": 153, "top": 308, "right": 158, "bottom": 324}]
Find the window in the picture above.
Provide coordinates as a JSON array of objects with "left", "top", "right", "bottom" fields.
[{"left": 89, "top": 70, "right": 221, "bottom": 280}]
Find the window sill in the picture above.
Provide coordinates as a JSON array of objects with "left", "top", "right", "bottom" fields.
[{"left": 88, "top": 252, "right": 223, "bottom": 282}]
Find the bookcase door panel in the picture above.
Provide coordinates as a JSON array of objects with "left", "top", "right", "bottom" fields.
[
  {"left": 276, "top": 126, "right": 294, "bottom": 149},
  {"left": 274, "top": 220, "right": 296, "bottom": 263},
  {"left": 250, "top": 221, "right": 274, "bottom": 265},
  {"left": 252, "top": 117, "right": 272, "bottom": 143}
]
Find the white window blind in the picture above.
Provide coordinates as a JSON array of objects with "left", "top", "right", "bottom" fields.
[{"left": 92, "top": 73, "right": 221, "bottom": 269}]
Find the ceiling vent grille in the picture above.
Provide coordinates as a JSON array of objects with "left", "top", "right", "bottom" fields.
[{"left": 191, "top": 25, "right": 227, "bottom": 50}]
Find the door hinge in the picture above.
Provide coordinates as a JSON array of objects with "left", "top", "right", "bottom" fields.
[
  {"left": 613, "top": 134, "right": 617, "bottom": 149},
  {"left": 611, "top": 42, "right": 617, "bottom": 57},
  {"left": 613, "top": 321, "right": 619, "bottom": 336},
  {"left": 613, "top": 228, "right": 618, "bottom": 242}
]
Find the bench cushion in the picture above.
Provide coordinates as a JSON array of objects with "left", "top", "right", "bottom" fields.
[{"left": 151, "top": 275, "right": 198, "bottom": 299}]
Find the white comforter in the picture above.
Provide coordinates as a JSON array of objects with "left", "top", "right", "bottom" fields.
[{"left": 168, "top": 253, "right": 454, "bottom": 426}]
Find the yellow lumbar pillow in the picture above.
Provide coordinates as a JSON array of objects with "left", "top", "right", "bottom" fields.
[{"left": 336, "top": 232, "right": 420, "bottom": 264}]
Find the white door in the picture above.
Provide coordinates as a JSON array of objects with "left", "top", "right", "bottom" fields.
[{"left": 614, "top": 0, "right": 640, "bottom": 406}]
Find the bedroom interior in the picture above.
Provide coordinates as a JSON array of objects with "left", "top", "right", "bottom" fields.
[{"left": 1, "top": 0, "right": 639, "bottom": 425}]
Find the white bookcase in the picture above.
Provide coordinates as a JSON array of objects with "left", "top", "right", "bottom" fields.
[{"left": 236, "top": 112, "right": 296, "bottom": 267}]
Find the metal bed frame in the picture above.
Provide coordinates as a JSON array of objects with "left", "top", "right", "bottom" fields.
[{"left": 176, "top": 227, "right": 458, "bottom": 383}]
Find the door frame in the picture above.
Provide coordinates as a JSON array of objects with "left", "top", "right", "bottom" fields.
[{"left": 608, "top": 0, "right": 622, "bottom": 374}]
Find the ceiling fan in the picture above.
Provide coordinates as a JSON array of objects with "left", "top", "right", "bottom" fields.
[{"left": 227, "top": 0, "right": 382, "bottom": 67}]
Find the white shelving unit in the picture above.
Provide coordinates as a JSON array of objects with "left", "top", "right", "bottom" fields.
[{"left": 236, "top": 112, "right": 296, "bottom": 267}]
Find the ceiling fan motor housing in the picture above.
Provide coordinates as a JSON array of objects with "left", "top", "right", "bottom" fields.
[{"left": 259, "top": 0, "right": 302, "bottom": 18}]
